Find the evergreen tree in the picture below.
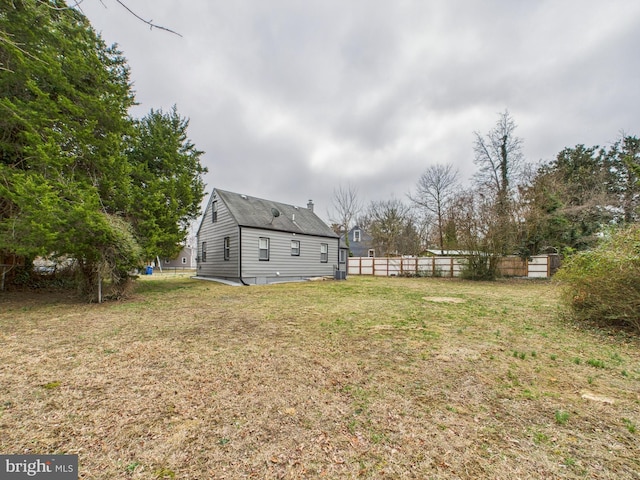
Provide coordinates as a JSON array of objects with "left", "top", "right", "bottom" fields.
[
  {"left": 0, "top": 1, "right": 135, "bottom": 269},
  {"left": 521, "top": 145, "right": 613, "bottom": 253},
  {"left": 126, "top": 106, "right": 207, "bottom": 261},
  {"left": 0, "top": 2, "right": 207, "bottom": 297}
]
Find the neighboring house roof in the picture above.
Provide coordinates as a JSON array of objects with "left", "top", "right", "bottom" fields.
[
  {"left": 341, "top": 225, "right": 374, "bottom": 257},
  {"left": 215, "top": 189, "right": 338, "bottom": 238}
]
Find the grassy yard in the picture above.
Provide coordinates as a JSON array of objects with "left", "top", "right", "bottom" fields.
[{"left": 1, "top": 276, "right": 639, "bottom": 479}]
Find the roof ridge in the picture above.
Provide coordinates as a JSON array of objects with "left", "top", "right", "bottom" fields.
[{"left": 213, "top": 188, "right": 338, "bottom": 238}]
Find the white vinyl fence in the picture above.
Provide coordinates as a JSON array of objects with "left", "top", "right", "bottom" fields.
[{"left": 347, "top": 255, "right": 559, "bottom": 279}]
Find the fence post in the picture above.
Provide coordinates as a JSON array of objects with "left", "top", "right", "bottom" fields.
[
  {"left": 547, "top": 255, "right": 551, "bottom": 278},
  {"left": 450, "top": 258, "right": 454, "bottom": 277}
]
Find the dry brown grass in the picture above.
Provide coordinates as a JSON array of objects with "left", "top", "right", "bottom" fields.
[{"left": 1, "top": 276, "right": 639, "bottom": 479}]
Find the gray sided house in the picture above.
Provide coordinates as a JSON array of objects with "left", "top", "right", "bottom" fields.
[
  {"left": 196, "top": 189, "right": 347, "bottom": 284},
  {"left": 162, "top": 246, "right": 196, "bottom": 269},
  {"left": 341, "top": 225, "right": 375, "bottom": 257}
]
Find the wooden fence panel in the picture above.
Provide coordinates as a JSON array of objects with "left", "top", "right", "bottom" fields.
[
  {"left": 498, "top": 257, "right": 527, "bottom": 277},
  {"left": 373, "top": 258, "right": 387, "bottom": 276},
  {"left": 348, "top": 257, "right": 374, "bottom": 275}
]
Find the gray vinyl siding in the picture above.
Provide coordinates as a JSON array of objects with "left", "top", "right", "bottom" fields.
[
  {"left": 197, "top": 197, "right": 240, "bottom": 279},
  {"left": 240, "top": 227, "right": 339, "bottom": 283},
  {"left": 162, "top": 247, "right": 196, "bottom": 268},
  {"left": 196, "top": 188, "right": 341, "bottom": 283}
]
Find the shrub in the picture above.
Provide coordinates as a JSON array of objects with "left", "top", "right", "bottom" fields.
[
  {"left": 556, "top": 225, "right": 640, "bottom": 332},
  {"left": 460, "top": 254, "right": 499, "bottom": 281}
]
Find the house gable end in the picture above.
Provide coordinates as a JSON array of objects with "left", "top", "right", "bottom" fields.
[{"left": 197, "top": 188, "right": 343, "bottom": 284}]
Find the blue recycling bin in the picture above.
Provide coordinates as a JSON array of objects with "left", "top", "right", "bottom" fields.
[{"left": 145, "top": 266, "right": 153, "bottom": 275}]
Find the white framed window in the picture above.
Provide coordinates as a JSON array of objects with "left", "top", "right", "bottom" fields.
[
  {"left": 212, "top": 201, "right": 218, "bottom": 223},
  {"left": 368, "top": 249, "right": 375, "bottom": 257},
  {"left": 339, "top": 249, "right": 347, "bottom": 264},
  {"left": 320, "top": 243, "right": 328, "bottom": 263},
  {"left": 201, "top": 242, "right": 207, "bottom": 262},
  {"left": 181, "top": 257, "right": 186, "bottom": 264},
  {"left": 353, "top": 229, "right": 361, "bottom": 242},
  {"left": 223, "top": 237, "right": 230, "bottom": 261},
  {"left": 291, "top": 240, "right": 300, "bottom": 256},
  {"left": 259, "top": 237, "right": 270, "bottom": 261}
]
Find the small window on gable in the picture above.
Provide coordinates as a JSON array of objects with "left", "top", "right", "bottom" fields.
[
  {"left": 320, "top": 243, "right": 328, "bottom": 263},
  {"left": 223, "top": 237, "right": 230, "bottom": 261},
  {"left": 291, "top": 240, "right": 300, "bottom": 256},
  {"left": 259, "top": 237, "right": 270, "bottom": 261},
  {"left": 212, "top": 201, "right": 218, "bottom": 223},
  {"left": 368, "top": 249, "right": 375, "bottom": 257},
  {"left": 353, "top": 230, "right": 361, "bottom": 242}
]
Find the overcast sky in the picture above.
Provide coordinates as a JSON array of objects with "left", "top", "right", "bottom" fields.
[{"left": 79, "top": 0, "right": 640, "bottom": 223}]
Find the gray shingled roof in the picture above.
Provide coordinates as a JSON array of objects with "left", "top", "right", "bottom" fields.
[{"left": 215, "top": 189, "right": 338, "bottom": 238}]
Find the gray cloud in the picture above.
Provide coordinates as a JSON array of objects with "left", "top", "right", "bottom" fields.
[{"left": 80, "top": 0, "right": 640, "bottom": 222}]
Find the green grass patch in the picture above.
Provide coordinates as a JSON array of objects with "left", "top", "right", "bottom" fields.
[{"left": 555, "top": 410, "right": 570, "bottom": 425}]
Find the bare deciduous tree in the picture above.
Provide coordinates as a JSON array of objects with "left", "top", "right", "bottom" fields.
[
  {"left": 470, "top": 110, "right": 525, "bottom": 260},
  {"left": 473, "top": 110, "right": 523, "bottom": 210},
  {"left": 329, "top": 183, "right": 361, "bottom": 247},
  {"left": 449, "top": 188, "right": 513, "bottom": 279},
  {"left": 408, "top": 163, "right": 459, "bottom": 254},
  {"left": 367, "top": 198, "right": 418, "bottom": 256}
]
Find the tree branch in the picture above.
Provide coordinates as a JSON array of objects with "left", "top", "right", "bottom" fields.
[{"left": 113, "top": 0, "right": 182, "bottom": 37}]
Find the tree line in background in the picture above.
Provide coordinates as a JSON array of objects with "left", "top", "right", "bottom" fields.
[
  {"left": 331, "top": 111, "right": 640, "bottom": 330},
  {"left": 333, "top": 111, "right": 640, "bottom": 281},
  {"left": 0, "top": 1, "right": 207, "bottom": 297}
]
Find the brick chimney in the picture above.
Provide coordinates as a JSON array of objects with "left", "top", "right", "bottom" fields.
[{"left": 307, "top": 199, "right": 314, "bottom": 212}]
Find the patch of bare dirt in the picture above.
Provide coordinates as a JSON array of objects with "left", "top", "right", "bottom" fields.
[{"left": 423, "top": 296, "right": 466, "bottom": 303}]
